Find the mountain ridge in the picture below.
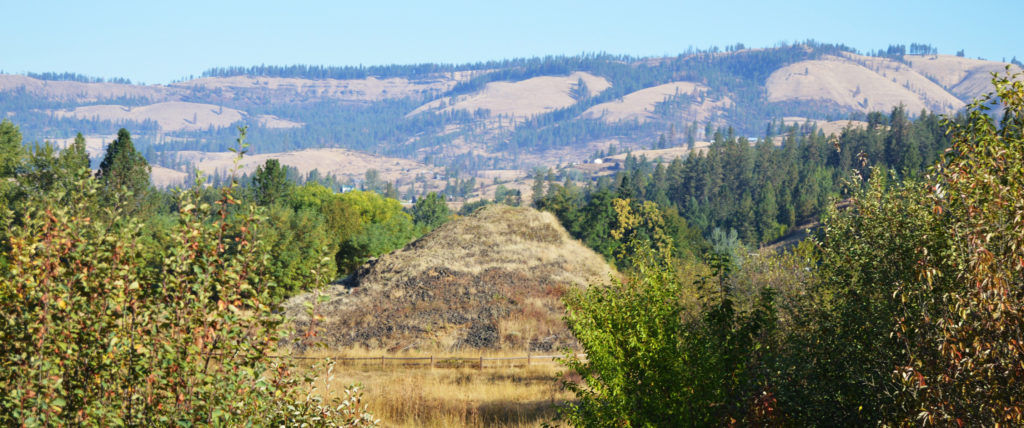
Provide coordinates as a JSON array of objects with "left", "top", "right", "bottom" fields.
[{"left": 2, "top": 44, "right": 1020, "bottom": 192}]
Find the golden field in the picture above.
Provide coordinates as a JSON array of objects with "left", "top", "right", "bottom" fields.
[{"left": 295, "top": 348, "right": 575, "bottom": 427}]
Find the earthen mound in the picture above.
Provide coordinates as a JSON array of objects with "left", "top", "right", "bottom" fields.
[{"left": 284, "top": 204, "right": 615, "bottom": 352}]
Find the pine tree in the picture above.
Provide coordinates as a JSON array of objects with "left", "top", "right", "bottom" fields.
[
  {"left": 252, "top": 159, "right": 291, "bottom": 206},
  {"left": 97, "top": 128, "right": 151, "bottom": 212},
  {"left": 58, "top": 133, "right": 90, "bottom": 176},
  {"left": 531, "top": 170, "right": 546, "bottom": 208},
  {"left": 0, "top": 119, "right": 23, "bottom": 178}
]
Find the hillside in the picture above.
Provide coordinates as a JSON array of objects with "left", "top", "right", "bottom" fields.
[
  {"left": 580, "top": 81, "right": 727, "bottom": 123},
  {"left": 172, "top": 74, "right": 469, "bottom": 102},
  {"left": 284, "top": 204, "right": 615, "bottom": 351},
  {"left": 2, "top": 43, "right": 1019, "bottom": 194},
  {"left": 51, "top": 101, "right": 301, "bottom": 132},
  {"left": 766, "top": 54, "right": 963, "bottom": 114},
  {"left": 409, "top": 71, "right": 611, "bottom": 124},
  {"left": 902, "top": 54, "right": 1022, "bottom": 99},
  {"left": 166, "top": 148, "right": 447, "bottom": 190}
]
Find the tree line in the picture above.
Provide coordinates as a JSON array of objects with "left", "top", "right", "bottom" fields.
[{"left": 534, "top": 105, "right": 951, "bottom": 259}]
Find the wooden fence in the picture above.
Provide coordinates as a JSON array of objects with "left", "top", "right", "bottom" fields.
[{"left": 274, "top": 353, "right": 583, "bottom": 370}]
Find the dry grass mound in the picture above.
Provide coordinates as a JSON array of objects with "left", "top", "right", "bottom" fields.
[{"left": 285, "top": 204, "right": 615, "bottom": 352}]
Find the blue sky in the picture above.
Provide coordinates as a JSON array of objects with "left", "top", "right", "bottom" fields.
[{"left": 2, "top": 0, "right": 1021, "bottom": 84}]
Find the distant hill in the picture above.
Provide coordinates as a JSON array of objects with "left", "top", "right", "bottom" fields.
[
  {"left": 1, "top": 43, "right": 1019, "bottom": 191},
  {"left": 283, "top": 204, "right": 615, "bottom": 351}
]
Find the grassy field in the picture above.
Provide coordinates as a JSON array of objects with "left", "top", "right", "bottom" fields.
[{"left": 296, "top": 349, "right": 574, "bottom": 427}]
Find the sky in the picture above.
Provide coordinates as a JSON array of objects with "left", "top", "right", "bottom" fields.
[{"left": 2, "top": 0, "right": 1022, "bottom": 84}]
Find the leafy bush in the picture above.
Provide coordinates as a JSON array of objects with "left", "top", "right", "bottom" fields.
[
  {"left": 0, "top": 131, "right": 376, "bottom": 426},
  {"left": 781, "top": 70, "right": 1024, "bottom": 425},
  {"left": 559, "top": 201, "right": 779, "bottom": 426},
  {"left": 895, "top": 70, "right": 1024, "bottom": 425}
]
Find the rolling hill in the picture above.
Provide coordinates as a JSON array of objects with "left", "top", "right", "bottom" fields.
[{"left": 2, "top": 43, "right": 1020, "bottom": 193}]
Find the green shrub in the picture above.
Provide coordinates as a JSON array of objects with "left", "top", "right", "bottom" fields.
[{"left": 0, "top": 131, "right": 376, "bottom": 426}]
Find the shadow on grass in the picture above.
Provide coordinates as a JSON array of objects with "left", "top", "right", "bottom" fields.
[{"left": 476, "top": 398, "right": 567, "bottom": 426}]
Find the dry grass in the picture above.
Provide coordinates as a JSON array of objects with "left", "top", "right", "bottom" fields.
[
  {"left": 173, "top": 74, "right": 471, "bottom": 102},
  {"left": 766, "top": 54, "right": 964, "bottom": 114},
  {"left": 781, "top": 116, "right": 868, "bottom": 136},
  {"left": 296, "top": 348, "right": 573, "bottom": 427},
  {"left": 900, "top": 54, "right": 1021, "bottom": 99},
  {"left": 604, "top": 143, "right": 711, "bottom": 163},
  {"left": 150, "top": 165, "right": 188, "bottom": 188},
  {"left": 52, "top": 101, "right": 249, "bottom": 132},
  {"left": 0, "top": 74, "right": 173, "bottom": 102},
  {"left": 173, "top": 148, "right": 446, "bottom": 191},
  {"left": 409, "top": 72, "right": 611, "bottom": 120},
  {"left": 580, "top": 81, "right": 729, "bottom": 124},
  {"left": 284, "top": 205, "right": 615, "bottom": 351}
]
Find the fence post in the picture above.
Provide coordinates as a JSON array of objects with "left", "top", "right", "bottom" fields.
[
  {"left": 430, "top": 355, "right": 434, "bottom": 369},
  {"left": 479, "top": 355, "right": 484, "bottom": 370},
  {"left": 527, "top": 353, "right": 531, "bottom": 367},
  {"left": 380, "top": 355, "right": 385, "bottom": 369}
]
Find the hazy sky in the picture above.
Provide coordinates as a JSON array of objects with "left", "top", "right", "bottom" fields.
[{"left": 3, "top": 0, "right": 1021, "bottom": 84}]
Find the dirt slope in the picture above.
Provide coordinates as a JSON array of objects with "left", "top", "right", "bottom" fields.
[{"left": 284, "top": 204, "right": 615, "bottom": 352}]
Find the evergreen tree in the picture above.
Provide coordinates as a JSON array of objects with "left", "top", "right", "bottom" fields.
[
  {"left": 0, "top": 119, "right": 23, "bottom": 179},
  {"left": 97, "top": 128, "right": 151, "bottom": 213},
  {"left": 530, "top": 170, "right": 546, "bottom": 207},
  {"left": 411, "top": 191, "right": 449, "bottom": 230},
  {"left": 59, "top": 132, "right": 91, "bottom": 175},
  {"left": 252, "top": 159, "right": 291, "bottom": 206}
]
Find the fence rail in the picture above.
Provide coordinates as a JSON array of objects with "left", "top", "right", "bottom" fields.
[{"left": 272, "top": 353, "right": 583, "bottom": 370}]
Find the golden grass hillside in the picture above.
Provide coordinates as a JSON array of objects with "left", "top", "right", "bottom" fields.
[
  {"left": 285, "top": 204, "right": 615, "bottom": 352},
  {"left": 580, "top": 81, "right": 729, "bottom": 124},
  {"left": 766, "top": 54, "right": 964, "bottom": 114},
  {"left": 51, "top": 101, "right": 301, "bottom": 132},
  {"left": 408, "top": 72, "right": 611, "bottom": 120}
]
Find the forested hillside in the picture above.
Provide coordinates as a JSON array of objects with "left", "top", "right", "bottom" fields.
[
  {"left": 532, "top": 106, "right": 950, "bottom": 253},
  {"left": 2, "top": 41, "right": 1018, "bottom": 190}
]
